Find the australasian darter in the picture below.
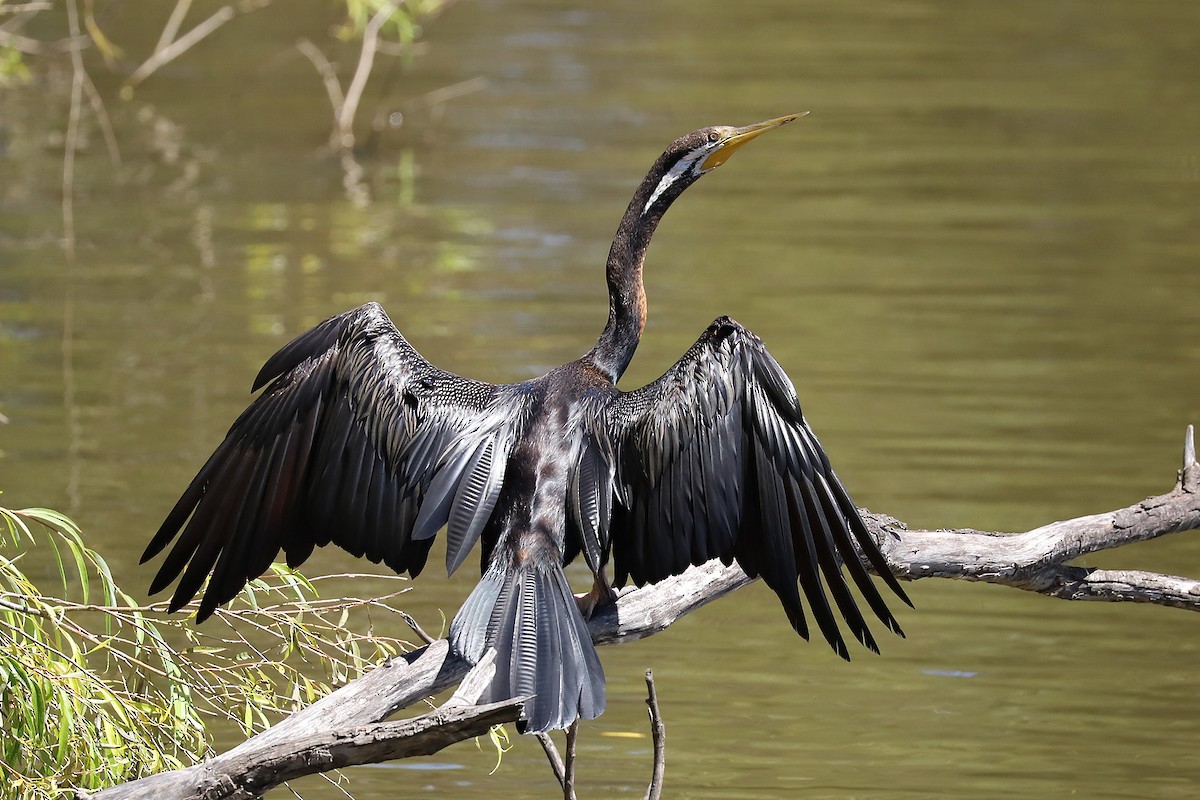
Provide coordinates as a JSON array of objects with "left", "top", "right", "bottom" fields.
[{"left": 142, "top": 114, "right": 912, "bottom": 733}]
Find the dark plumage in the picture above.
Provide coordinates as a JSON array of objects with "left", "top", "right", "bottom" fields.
[{"left": 143, "top": 115, "right": 911, "bottom": 733}]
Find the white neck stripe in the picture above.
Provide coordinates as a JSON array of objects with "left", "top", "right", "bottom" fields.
[{"left": 642, "top": 154, "right": 701, "bottom": 215}]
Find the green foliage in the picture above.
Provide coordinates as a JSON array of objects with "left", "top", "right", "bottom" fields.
[
  {"left": 0, "top": 46, "right": 29, "bottom": 86},
  {"left": 339, "top": 0, "right": 453, "bottom": 45},
  {"left": 0, "top": 498, "right": 416, "bottom": 798},
  {"left": 0, "top": 1, "right": 28, "bottom": 85},
  {"left": 0, "top": 0, "right": 450, "bottom": 88}
]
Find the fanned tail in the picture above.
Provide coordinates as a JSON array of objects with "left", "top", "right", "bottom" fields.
[{"left": 450, "top": 558, "right": 605, "bottom": 733}]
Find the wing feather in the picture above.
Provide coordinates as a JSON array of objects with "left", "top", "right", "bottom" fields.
[
  {"left": 444, "top": 435, "right": 509, "bottom": 575},
  {"left": 568, "top": 435, "right": 611, "bottom": 572},
  {"left": 605, "top": 316, "right": 910, "bottom": 658},
  {"left": 798, "top": 475, "right": 877, "bottom": 653},
  {"left": 143, "top": 302, "right": 527, "bottom": 620},
  {"left": 207, "top": 429, "right": 284, "bottom": 605}
]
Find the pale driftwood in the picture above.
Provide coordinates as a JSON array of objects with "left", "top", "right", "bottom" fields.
[
  {"left": 85, "top": 649, "right": 520, "bottom": 800},
  {"left": 83, "top": 427, "right": 1200, "bottom": 798},
  {"left": 872, "top": 425, "right": 1200, "bottom": 608}
]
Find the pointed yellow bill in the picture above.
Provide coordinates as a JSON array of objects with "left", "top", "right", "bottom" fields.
[{"left": 701, "top": 112, "right": 806, "bottom": 171}]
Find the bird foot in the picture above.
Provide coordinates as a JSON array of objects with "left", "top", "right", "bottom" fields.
[{"left": 575, "top": 572, "right": 619, "bottom": 619}]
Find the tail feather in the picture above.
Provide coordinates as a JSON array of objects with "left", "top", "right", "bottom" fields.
[
  {"left": 451, "top": 565, "right": 504, "bottom": 663},
  {"left": 450, "top": 559, "right": 605, "bottom": 733}
]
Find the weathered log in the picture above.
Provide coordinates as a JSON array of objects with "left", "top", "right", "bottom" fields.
[
  {"left": 86, "top": 650, "right": 520, "bottom": 800},
  {"left": 82, "top": 426, "right": 1200, "bottom": 798},
  {"left": 872, "top": 425, "right": 1200, "bottom": 608}
]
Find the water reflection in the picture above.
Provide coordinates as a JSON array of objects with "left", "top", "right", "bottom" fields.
[{"left": 2, "top": 1, "right": 1200, "bottom": 798}]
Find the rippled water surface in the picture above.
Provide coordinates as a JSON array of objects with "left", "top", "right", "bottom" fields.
[{"left": 2, "top": 1, "right": 1200, "bottom": 798}]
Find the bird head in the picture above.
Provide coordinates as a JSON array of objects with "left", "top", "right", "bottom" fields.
[{"left": 640, "top": 113, "right": 804, "bottom": 217}]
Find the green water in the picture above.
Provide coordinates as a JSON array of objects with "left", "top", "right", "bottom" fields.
[{"left": 2, "top": 1, "right": 1199, "bottom": 797}]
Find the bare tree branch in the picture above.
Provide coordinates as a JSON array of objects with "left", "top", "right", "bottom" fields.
[
  {"left": 399, "top": 609, "right": 436, "bottom": 645},
  {"left": 83, "top": 426, "right": 1200, "bottom": 797},
  {"left": 410, "top": 75, "right": 489, "bottom": 109},
  {"left": 643, "top": 669, "right": 665, "bottom": 800},
  {"left": 0, "top": 27, "right": 52, "bottom": 54},
  {"left": 83, "top": 650, "right": 521, "bottom": 800},
  {"left": 89, "top": 698, "right": 524, "bottom": 800},
  {"left": 871, "top": 425, "right": 1200, "bottom": 606},
  {"left": 62, "top": 0, "right": 85, "bottom": 262},
  {"left": 82, "top": 69, "right": 120, "bottom": 165},
  {"left": 0, "top": 2, "right": 53, "bottom": 14},
  {"left": 125, "top": 5, "right": 237, "bottom": 90},
  {"left": 296, "top": 36, "right": 345, "bottom": 122},
  {"left": 153, "top": 0, "right": 194, "bottom": 55},
  {"left": 336, "top": 0, "right": 396, "bottom": 149},
  {"left": 296, "top": 2, "right": 398, "bottom": 207},
  {"left": 536, "top": 732, "right": 568, "bottom": 793},
  {"left": 563, "top": 720, "right": 578, "bottom": 800}
]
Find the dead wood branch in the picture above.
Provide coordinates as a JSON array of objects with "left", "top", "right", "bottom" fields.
[
  {"left": 643, "top": 669, "right": 666, "bottom": 800},
  {"left": 296, "top": 36, "right": 345, "bottom": 121},
  {"left": 564, "top": 720, "right": 578, "bottom": 800},
  {"left": 336, "top": 0, "right": 395, "bottom": 150},
  {"left": 296, "top": 1, "right": 398, "bottom": 152},
  {"left": 872, "top": 425, "right": 1200, "bottom": 608},
  {"left": 84, "top": 426, "right": 1200, "bottom": 797},
  {"left": 536, "top": 731, "right": 568, "bottom": 794},
  {"left": 1, "top": 2, "right": 53, "bottom": 13},
  {"left": 538, "top": 673, "right": 662, "bottom": 800},
  {"left": 83, "top": 649, "right": 522, "bottom": 800},
  {"left": 125, "top": 4, "right": 239, "bottom": 91}
]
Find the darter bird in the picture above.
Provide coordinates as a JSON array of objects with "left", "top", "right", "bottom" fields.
[{"left": 142, "top": 114, "right": 911, "bottom": 733}]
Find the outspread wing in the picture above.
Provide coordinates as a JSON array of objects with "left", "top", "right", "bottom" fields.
[
  {"left": 604, "top": 316, "right": 911, "bottom": 658},
  {"left": 142, "top": 302, "right": 528, "bottom": 620}
]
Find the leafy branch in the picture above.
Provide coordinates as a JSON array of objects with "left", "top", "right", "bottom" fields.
[{"left": 0, "top": 497, "right": 420, "bottom": 800}]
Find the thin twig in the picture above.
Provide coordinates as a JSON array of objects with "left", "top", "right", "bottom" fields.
[
  {"left": 125, "top": 5, "right": 236, "bottom": 90},
  {"left": 564, "top": 719, "right": 578, "bottom": 800},
  {"left": 644, "top": 669, "right": 665, "bottom": 800},
  {"left": 0, "top": 2, "right": 53, "bottom": 13},
  {"left": 0, "top": 30, "right": 88, "bottom": 54},
  {"left": 336, "top": 0, "right": 397, "bottom": 149},
  {"left": 410, "top": 75, "right": 488, "bottom": 109},
  {"left": 533, "top": 702, "right": 583, "bottom": 798},
  {"left": 0, "top": 27, "right": 45, "bottom": 53},
  {"left": 296, "top": 37, "right": 345, "bottom": 123},
  {"left": 536, "top": 732, "right": 567, "bottom": 789},
  {"left": 154, "top": 0, "right": 193, "bottom": 54},
  {"left": 399, "top": 611, "right": 435, "bottom": 645},
  {"left": 62, "top": 0, "right": 85, "bottom": 262},
  {"left": 0, "top": 596, "right": 37, "bottom": 614},
  {"left": 81, "top": 70, "right": 120, "bottom": 166}
]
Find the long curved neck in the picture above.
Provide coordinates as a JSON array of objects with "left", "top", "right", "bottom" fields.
[{"left": 586, "top": 156, "right": 689, "bottom": 383}]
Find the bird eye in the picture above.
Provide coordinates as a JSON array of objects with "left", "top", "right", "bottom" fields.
[{"left": 707, "top": 131, "right": 720, "bottom": 143}]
